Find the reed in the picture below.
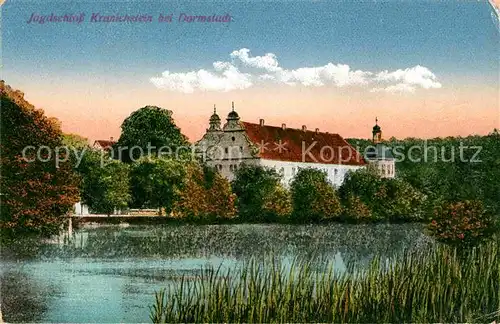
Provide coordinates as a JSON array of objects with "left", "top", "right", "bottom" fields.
[{"left": 151, "top": 239, "right": 499, "bottom": 323}]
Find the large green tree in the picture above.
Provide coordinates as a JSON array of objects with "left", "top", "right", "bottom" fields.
[
  {"left": 0, "top": 83, "right": 80, "bottom": 238},
  {"left": 77, "top": 150, "right": 131, "bottom": 215},
  {"left": 113, "top": 106, "right": 189, "bottom": 163},
  {"left": 339, "top": 168, "right": 426, "bottom": 221},
  {"left": 129, "top": 157, "right": 185, "bottom": 214},
  {"left": 231, "top": 164, "right": 284, "bottom": 221},
  {"left": 290, "top": 168, "right": 341, "bottom": 222}
]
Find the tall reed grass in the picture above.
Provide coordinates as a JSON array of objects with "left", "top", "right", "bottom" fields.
[{"left": 151, "top": 239, "right": 499, "bottom": 323}]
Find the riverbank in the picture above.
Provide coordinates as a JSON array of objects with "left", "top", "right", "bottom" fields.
[{"left": 70, "top": 214, "right": 428, "bottom": 228}]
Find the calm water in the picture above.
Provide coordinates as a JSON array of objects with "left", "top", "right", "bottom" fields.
[{"left": 1, "top": 223, "right": 432, "bottom": 323}]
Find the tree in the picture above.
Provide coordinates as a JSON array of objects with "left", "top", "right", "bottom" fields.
[
  {"left": 129, "top": 157, "right": 185, "bottom": 214},
  {"left": 62, "top": 133, "right": 88, "bottom": 149},
  {"left": 262, "top": 184, "right": 293, "bottom": 220},
  {"left": 339, "top": 168, "right": 425, "bottom": 221},
  {"left": 339, "top": 167, "right": 381, "bottom": 203},
  {"left": 290, "top": 168, "right": 341, "bottom": 222},
  {"left": 0, "top": 83, "right": 80, "bottom": 238},
  {"left": 77, "top": 150, "right": 131, "bottom": 215},
  {"left": 231, "top": 164, "right": 282, "bottom": 221},
  {"left": 113, "top": 106, "right": 189, "bottom": 163},
  {"left": 172, "top": 163, "right": 236, "bottom": 220}
]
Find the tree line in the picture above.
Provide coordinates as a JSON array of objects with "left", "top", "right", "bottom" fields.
[{"left": 2, "top": 92, "right": 498, "bottom": 246}]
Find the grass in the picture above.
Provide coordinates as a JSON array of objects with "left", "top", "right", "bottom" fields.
[{"left": 150, "top": 239, "right": 499, "bottom": 323}]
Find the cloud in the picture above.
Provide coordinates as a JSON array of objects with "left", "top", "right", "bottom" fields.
[
  {"left": 150, "top": 62, "right": 252, "bottom": 93},
  {"left": 230, "top": 48, "right": 281, "bottom": 72},
  {"left": 150, "top": 48, "right": 442, "bottom": 94},
  {"left": 374, "top": 65, "right": 442, "bottom": 91}
]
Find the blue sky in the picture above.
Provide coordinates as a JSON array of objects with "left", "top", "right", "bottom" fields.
[{"left": 2, "top": 0, "right": 499, "bottom": 86}]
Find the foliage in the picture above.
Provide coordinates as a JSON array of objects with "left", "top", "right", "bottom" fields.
[
  {"left": 62, "top": 133, "right": 89, "bottom": 149},
  {"left": 129, "top": 157, "right": 185, "bottom": 214},
  {"left": 262, "top": 184, "right": 293, "bottom": 220},
  {"left": 341, "top": 194, "right": 372, "bottom": 221},
  {"left": 231, "top": 164, "right": 283, "bottom": 221},
  {"left": 428, "top": 200, "right": 499, "bottom": 248},
  {"left": 0, "top": 88, "right": 80, "bottom": 238},
  {"left": 113, "top": 106, "right": 189, "bottom": 163},
  {"left": 348, "top": 131, "right": 500, "bottom": 216},
  {"left": 339, "top": 168, "right": 426, "bottom": 221},
  {"left": 204, "top": 167, "right": 237, "bottom": 219},
  {"left": 290, "top": 168, "right": 341, "bottom": 222},
  {"left": 77, "top": 150, "right": 131, "bottom": 214},
  {"left": 151, "top": 239, "right": 500, "bottom": 323},
  {"left": 172, "top": 163, "right": 236, "bottom": 219}
]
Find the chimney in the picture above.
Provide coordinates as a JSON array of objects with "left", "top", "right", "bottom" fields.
[
  {"left": 110, "top": 136, "right": 114, "bottom": 141},
  {"left": 315, "top": 128, "right": 319, "bottom": 133},
  {"left": 281, "top": 123, "right": 286, "bottom": 130},
  {"left": 259, "top": 119, "right": 265, "bottom": 126},
  {"left": 302, "top": 125, "right": 307, "bottom": 132}
]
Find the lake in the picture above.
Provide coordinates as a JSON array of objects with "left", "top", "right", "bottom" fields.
[{"left": 1, "top": 223, "right": 432, "bottom": 323}]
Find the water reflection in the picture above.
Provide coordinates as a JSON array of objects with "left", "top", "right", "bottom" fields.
[{"left": 0, "top": 223, "right": 432, "bottom": 322}]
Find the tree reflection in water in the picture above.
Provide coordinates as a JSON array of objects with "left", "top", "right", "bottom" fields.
[{"left": 50, "top": 223, "right": 432, "bottom": 268}]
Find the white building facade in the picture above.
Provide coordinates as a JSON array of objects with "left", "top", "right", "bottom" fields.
[{"left": 196, "top": 103, "right": 367, "bottom": 186}]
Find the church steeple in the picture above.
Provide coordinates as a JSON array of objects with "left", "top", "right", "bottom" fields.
[
  {"left": 208, "top": 104, "right": 222, "bottom": 132},
  {"left": 372, "top": 117, "right": 382, "bottom": 143}
]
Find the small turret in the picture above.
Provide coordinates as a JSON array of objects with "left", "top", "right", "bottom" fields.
[
  {"left": 372, "top": 117, "right": 382, "bottom": 144},
  {"left": 208, "top": 104, "right": 222, "bottom": 132},
  {"left": 224, "top": 101, "right": 243, "bottom": 131}
]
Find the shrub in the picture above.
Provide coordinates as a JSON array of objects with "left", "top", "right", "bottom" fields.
[
  {"left": 428, "top": 200, "right": 498, "bottom": 248},
  {"left": 291, "top": 168, "right": 341, "bottom": 222}
]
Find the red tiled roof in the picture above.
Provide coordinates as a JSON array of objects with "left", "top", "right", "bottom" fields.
[
  {"left": 93, "top": 140, "right": 116, "bottom": 149},
  {"left": 242, "top": 122, "right": 366, "bottom": 166}
]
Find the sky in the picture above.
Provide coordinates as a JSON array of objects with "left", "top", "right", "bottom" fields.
[{"left": 2, "top": 0, "right": 499, "bottom": 142}]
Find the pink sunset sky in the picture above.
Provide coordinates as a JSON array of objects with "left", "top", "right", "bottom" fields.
[{"left": 12, "top": 80, "right": 499, "bottom": 143}]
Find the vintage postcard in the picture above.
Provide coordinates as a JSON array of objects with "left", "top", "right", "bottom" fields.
[{"left": 1, "top": 0, "right": 499, "bottom": 323}]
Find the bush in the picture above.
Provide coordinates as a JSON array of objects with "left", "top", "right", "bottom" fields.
[
  {"left": 291, "top": 168, "right": 341, "bottom": 222},
  {"left": 428, "top": 200, "right": 498, "bottom": 248}
]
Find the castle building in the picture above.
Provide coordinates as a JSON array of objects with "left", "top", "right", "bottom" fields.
[
  {"left": 196, "top": 103, "right": 367, "bottom": 186},
  {"left": 365, "top": 118, "right": 396, "bottom": 178}
]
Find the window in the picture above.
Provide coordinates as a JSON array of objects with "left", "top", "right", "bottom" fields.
[
  {"left": 225, "top": 147, "right": 229, "bottom": 154},
  {"left": 292, "top": 167, "right": 296, "bottom": 175},
  {"left": 231, "top": 136, "right": 236, "bottom": 142},
  {"left": 240, "top": 146, "right": 243, "bottom": 152}
]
